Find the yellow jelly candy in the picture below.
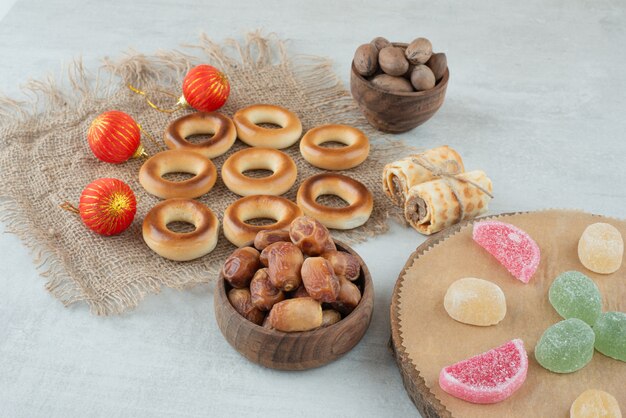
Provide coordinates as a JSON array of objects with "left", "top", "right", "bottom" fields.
[
  {"left": 444, "top": 277, "right": 506, "bottom": 326},
  {"left": 578, "top": 223, "right": 624, "bottom": 274},
  {"left": 570, "top": 389, "right": 622, "bottom": 418}
]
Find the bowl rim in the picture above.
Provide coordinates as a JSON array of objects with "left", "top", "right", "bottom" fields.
[
  {"left": 216, "top": 239, "right": 373, "bottom": 337},
  {"left": 351, "top": 42, "right": 449, "bottom": 98}
]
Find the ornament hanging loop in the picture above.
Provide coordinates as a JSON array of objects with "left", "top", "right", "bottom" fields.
[
  {"left": 127, "top": 84, "right": 187, "bottom": 114},
  {"left": 60, "top": 201, "right": 80, "bottom": 214},
  {"left": 137, "top": 124, "right": 165, "bottom": 152}
]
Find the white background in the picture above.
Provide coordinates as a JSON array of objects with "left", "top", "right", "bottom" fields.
[{"left": 1, "top": 0, "right": 625, "bottom": 417}]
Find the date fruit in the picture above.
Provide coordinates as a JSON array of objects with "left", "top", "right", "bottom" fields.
[
  {"left": 370, "top": 74, "right": 414, "bottom": 93},
  {"left": 323, "top": 250, "right": 360, "bottom": 281},
  {"left": 321, "top": 309, "right": 342, "bottom": 327},
  {"left": 289, "top": 216, "right": 336, "bottom": 256},
  {"left": 302, "top": 257, "right": 340, "bottom": 303},
  {"left": 267, "top": 241, "right": 304, "bottom": 292},
  {"left": 268, "top": 297, "right": 323, "bottom": 332},
  {"left": 353, "top": 43, "right": 379, "bottom": 77},
  {"left": 291, "top": 285, "right": 310, "bottom": 299},
  {"left": 331, "top": 277, "right": 361, "bottom": 315},
  {"left": 426, "top": 52, "right": 447, "bottom": 81},
  {"left": 254, "top": 229, "right": 291, "bottom": 251},
  {"left": 378, "top": 46, "right": 409, "bottom": 76},
  {"left": 405, "top": 37, "right": 432, "bottom": 65},
  {"left": 222, "top": 247, "right": 261, "bottom": 288},
  {"left": 250, "top": 268, "right": 286, "bottom": 311},
  {"left": 228, "top": 288, "right": 265, "bottom": 325}
]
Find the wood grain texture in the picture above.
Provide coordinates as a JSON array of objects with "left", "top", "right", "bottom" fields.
[
  {"left": 350, "top": 43, "right": 449, "bottom": 134},
  {"left": 215, "top": 240, "right": 374, "bottom": 370}
]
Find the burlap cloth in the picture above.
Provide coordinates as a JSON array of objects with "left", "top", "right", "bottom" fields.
[{"left": 0, "top": 32, "right": 412, "bottom": 315}]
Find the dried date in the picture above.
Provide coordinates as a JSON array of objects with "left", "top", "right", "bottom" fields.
[
  {"left": 268, "top": 297, "right": 323, "bottom": 332},
  {"left": 228, "top": 288, "right": 265, "bottom": 325},
  {"left": 322, "top": 250, "right": 360, "bottom": 282},
  {"left": 250, "top": 268, "right": 285, "bottom": 311},
  {"left": 302, "top": 257, "right": 340, "bottom": 303},
  {"left": 267, "top": 241, "right": 304, "bottom": 292},
  {"left": 222, "top": 247, "right": 260, "bottom": 288},
  {"left": 289, "top": 216, "right": 336, "bottom": 256}
]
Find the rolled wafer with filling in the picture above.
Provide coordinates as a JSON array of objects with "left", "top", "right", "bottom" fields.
[
  {"left": 382, "top": 146, "right": 465, "bottom": 206},
  {"left": 404, "top": 170, "right": 493, "bottom": 235}
]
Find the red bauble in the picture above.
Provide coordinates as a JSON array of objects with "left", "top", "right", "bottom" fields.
[
  {"left": 87, "top": 110, "right": 143, "bottom": 163},
  {"left": 182, "top": 65, "right": 230, "bottom": 112},
  {"left": 79, "top": 178, "right": 137, "bottom": 236}
]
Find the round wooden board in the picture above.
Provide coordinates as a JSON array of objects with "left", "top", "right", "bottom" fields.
[{"left": 389, "top": 210, "right": 626, "bottom": 418}]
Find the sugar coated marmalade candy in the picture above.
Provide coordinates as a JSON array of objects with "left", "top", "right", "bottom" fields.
[
  {"left": 570, "top": 389, "right": 622, "bottom": 418},
  {"left": 549, "top": 271, "right": 602, "bottom": 326},
  {"left": 535, "top": 318, "right": 595, "bottom": 373},
  {"left": 593, "top": 311, "right": 626, "bottom": 362},
  {"left": 578, "top": 223, "right": 623, "bottom": 275},
  {"left": 472, "top": 220, "right": 540, "bottom": 283},
  {"left": 439, "top": 339, "right": 528, "bottom": 404},
  {"left": 444, "top": 277, "right": 506, "bottom": 326}
]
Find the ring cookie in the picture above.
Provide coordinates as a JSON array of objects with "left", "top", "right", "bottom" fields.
[
  {"left": 222, "top": 148, "right": 297, "bottom": 196},
  {"left": 165, "top": 112, "right": 237, "bottom": 158},
  {"left": 223, "top": 195, "right": 303, "bottom": 247},
  {"left": 300, "top": 124, "right": 369, "bottom": 170},
  {"left": 139, "top": 150, "right": 217, "bottom": 199},
  {"left": 297, "top": 173, "right": 373, "bottom": 230},
  {"left": 233, "top": 104, "right": 302, "bottom": 149},
  {"left": 143, "top": 198, "right": 219, "bottom": 261}
]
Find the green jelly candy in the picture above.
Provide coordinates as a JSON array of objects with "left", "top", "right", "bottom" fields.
[
  {"left": 535, "top": 318, "right": 595, "bottom": 373},
  {"left": 593, "top": 312, "right": 626, "bottom": 362},
  {"left": 548, "top": 271, "right": 602, "bottom": 326}
]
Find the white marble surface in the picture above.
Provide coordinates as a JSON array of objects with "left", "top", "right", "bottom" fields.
[{"left": 1, "top": 0, "right": 625, "bottom": 417}]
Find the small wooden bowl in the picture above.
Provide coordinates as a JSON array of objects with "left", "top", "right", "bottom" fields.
[
  {"left": 214, "top": 239, "right": 374, "bottom": 370},
  {"left": 350, "top": 42, "right": 449, "bottom": 133}
]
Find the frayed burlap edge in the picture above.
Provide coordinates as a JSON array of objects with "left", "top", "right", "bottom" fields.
[{"left": 0, "top": 31, "right": 410, "bottom": 315}]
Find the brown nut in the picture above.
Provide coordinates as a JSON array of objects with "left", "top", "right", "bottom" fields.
[
  {"left": 289, "top": 216, "right": 336, "bottom": 256},
  {"left": 291, "top": 285, "right": 310, "bottom": 299},
  {"left": 410, "top": 65, "right": 436, "bottom": 91},
  {"left": 250, "top": 268, "right": 286, "bottom": 311},
  {"left": 353, "top": 43, "right": 379, "bottom": 77},
  {"left": 331, "top": 277, "right": 362, "bottom": 315},
  {"left": 228, "top": 288, "right": 265, "bottom": 325},
  {"left": 426, "top": 52, "right": 447, "bottom": 81},
  {"left": 370, "top": 74, "right": 414, "bottom": 93},
  {"left": 322, "top": 250, "right": 361, "bottom": 281},
  {"left": 405, "top": 37, "right": 432, "bottom": 65},
  {"left": 222, "top": 247, "right": 261, "bottom": 288},
  {"left": 302, "top": 257, "right": 340, "bottom": 303},
  {"left": 267, "top": 241, "right": 304, "bottom": 292},
  {"left": 254, "top": 229, "right": 291, "bottom": 251},
  {"left": 321, "top": 309, "right": 342, "bottom": 327},
  {"left": 370, "top": 36, "right": 391, "bottom": 52},
  {"left": 378, "top": 46, "right": 409, "bottom": 76},
  {"left": 268, "top": 297, "right": 323, "bottom": 332}
]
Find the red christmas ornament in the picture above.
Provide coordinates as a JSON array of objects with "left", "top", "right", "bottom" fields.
[
  {"left": 87, "top": 110, "right": 144, "bottom": 163},
  {"left": 181, "top": 64, "right": 230, "bottom": 112},
  {"left": 78, "top": 178, "right": 137, "bottom": 236}
]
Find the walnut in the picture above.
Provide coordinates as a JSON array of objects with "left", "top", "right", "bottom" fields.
[
  {"left": 370, "top": 74, "right": 414, "bottom": 93},
  {"left": 353, "top": 43, "right": 379, "bottom": 77},
  {"left": 378, "top": 46, "right": 409, "bottom": 76},
  {"left": 426, "top": 52, "right": 447, "bottom": 81},
  {"left": 410, "top": 65, "right": 436, "bottom": 91},
  {"left": 405, "top": 37, "right": 432, "bottom": 65},
  {"left": 222, "top": 247, "right": 260, "bottom": 288}
]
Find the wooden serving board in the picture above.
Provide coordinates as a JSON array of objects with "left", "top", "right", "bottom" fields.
[{"left": 390, "top": 210, "right": 626, "bottom": 418}]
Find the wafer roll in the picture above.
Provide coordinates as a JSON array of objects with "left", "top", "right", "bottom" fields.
[
  {"left": 382, "top": 146, "right": 465, "bottom": 206},
  {"left": 404, "top": 170, "right": 492, "bottom": 235}
]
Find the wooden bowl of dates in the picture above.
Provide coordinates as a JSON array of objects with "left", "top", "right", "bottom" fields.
[
  {"left": 214, "top": 239, "right": 374, "bottom": 371},
  {"left": 350, "top": 42, "right": 449, "bottom": 134}
]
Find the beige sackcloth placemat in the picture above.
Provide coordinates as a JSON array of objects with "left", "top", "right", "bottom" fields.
[
  {"left": 398, "top": 210, "right": 626, "bottom": 417},
  {"left": 0, "top": 32, "right": 412, "bottom": 315}
]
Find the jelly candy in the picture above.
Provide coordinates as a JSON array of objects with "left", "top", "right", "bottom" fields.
[
  {"left": 570, "top": 389, "right": 622, "bottom": 418},
  {"left": 549, "top": 271, "right": 602, "bottom": 326},
  {"left": 593, "top": 312, "right": 626, "bottom": 362},
  {"left": 439, "top": 339, "right": 528, "bottom": 404},
  {"left": 473, "top": 220, "right": 540, "bottom": 283},
  {"left": 444, "top": 277, "right": 506, "bottom": 326},
  {"left": 535, "top": 318, "right": 595, "bottom": 373},
  {"left": 578, "top": 223, "right": 623, "bottom": 275}
]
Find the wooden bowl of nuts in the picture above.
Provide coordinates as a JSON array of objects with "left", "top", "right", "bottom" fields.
[
  {"left": 350, "top": 37, "right": 449, "bottom": 133},
  {"left": 214, "top": 216, "right": 374, "bottom": 370}
]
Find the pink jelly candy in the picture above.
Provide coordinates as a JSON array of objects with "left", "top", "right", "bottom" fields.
[
  {"left": 472, "top": 220, "right": 540, "bottom": 283},
  {"left": 439, "top": 339, "right": 528, "bottom": 404}
]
